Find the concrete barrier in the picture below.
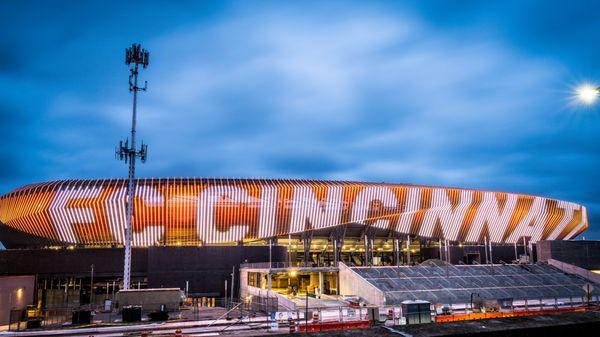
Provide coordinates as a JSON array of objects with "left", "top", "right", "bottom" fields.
[{"left": 547, "top": 259, "right": 600, "bottom": 284}]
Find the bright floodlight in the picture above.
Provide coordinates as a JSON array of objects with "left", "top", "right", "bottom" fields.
[{"left": 575, "top": 83, "right": 599, "bottom": 105}]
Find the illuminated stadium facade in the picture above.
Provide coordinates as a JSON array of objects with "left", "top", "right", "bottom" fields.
[
  {"left": 0, "top": 178, "right": 588, "bottom": 248},
  {"left": 0, "top": 178, "right": 590, "bottom": 306}
]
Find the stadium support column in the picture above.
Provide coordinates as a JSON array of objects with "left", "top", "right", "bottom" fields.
[
  {"left": 488, "top": 239, "right": 493, "bottom": 264},
  {"left": 445, "top": 239, "right": 450, "bottom": 264},
  {"left": 484, "top": 237, "right": 489, "bottom": 264},
  {"left": 288, "top": 234, "right": 292, "bottom": 266},
  {"left": 523, "top": 236, "right": 528, "bottom": 262},
  {"left": 303, "top": 233, "right": 312, "bottom": 266},
  {"left": 371, "top": 238, "right": 375, "bottom": 266},
  {"left": 333, "top": 239, "right": 338, "bottom": 267},
  {"left": 268, "top": 238, "right": 272, "bottom": 290},
  {"left": 269, "top": 238, "right": 273, "bottom": 269},
  {"left": 332, "top": 225, "right": 345, "bottom": 267},
  {"left": 394, "top": 238, "right": 401, "bottom": 266},
  {"left": 363, "top": 234, "right": 368, "bottom": 266},
  {"left": 333, "top": 237, "right": 344, "bottom": 268},
  {"left": 406, "top": 235, "right": 411, "bottom": 265}
]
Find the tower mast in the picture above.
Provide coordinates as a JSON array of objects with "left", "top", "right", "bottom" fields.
[{"left": 116, "top": 43, "right": 149, "bottom": 290}]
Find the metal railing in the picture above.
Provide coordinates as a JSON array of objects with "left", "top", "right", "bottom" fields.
[
  {"left": 241, "top": 261, "right": 339, "bottom": 269},
  {"left": 7, "top": 298, "right": 234, "bottom": 331}
]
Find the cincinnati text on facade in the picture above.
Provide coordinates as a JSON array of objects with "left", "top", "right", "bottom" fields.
[{"left": 0, "top": 179, "right": 587, "bottom": 246}]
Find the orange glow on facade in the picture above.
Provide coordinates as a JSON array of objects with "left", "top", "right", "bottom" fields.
[{"left": 0, "top": 178, "right": 588, "bottom": 247}]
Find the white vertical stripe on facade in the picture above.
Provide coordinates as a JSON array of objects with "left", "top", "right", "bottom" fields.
[
  {"left": 3, "top": 179, "right": 590, "bottom": 246},
  {"left": 506, "top": 197, "right": 548, "bottom": 243},
  {"left": 106, "top": 186, "right": 127, "bottom": 245},
  {"left": 129, "top": 184, "right": 164, "bottom": 247},
  {"left": 546, "top": 201, "right": 577, "bottom": 240},
  {"left": 289, "top": 185, "right": 343, "bottom": 234},
  {"left": 350, "top": 186, "right": 398, "bottom": 229},
  {"left": 396, "top": 188, "right": 421, "bottom": 233},
  {"left": 197, "top": 185, "right": 250, "bottom": 244},
  {"left": 564, "top": 206, "right": 587, "bottom": 240},
  {"left": 49, "top": 184, "right": 68, "bottom": 242},
  {"left": 48, "top": 184, "right": 101, "bottom": 243},
  {"left": 419, "top": 189, "right": 472, "bottom": 241},
  {"left": 466, "top": 192, "right": 517, "bottom": 243}
]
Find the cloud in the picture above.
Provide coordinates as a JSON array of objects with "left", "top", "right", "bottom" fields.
[{"left": 0, "top": 2, "right": 598, "bottom": 238}]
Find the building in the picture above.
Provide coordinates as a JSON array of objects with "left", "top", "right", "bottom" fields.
[
  {"left": 0, "top": 276, "right": 34, "bottom": 325},
  {"left": 0, "top": 178, "right": 589, "bottom": 310}
]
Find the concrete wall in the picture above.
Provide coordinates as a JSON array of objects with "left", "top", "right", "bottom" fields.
[
  {"left": 0, "top": 246, "right": 287, "bottom": 300},
  {"left": 147, "top": 246, "right": 286, "bottom": 297},
  {"left": 338, "top": 263, "right": 385, "bottom": 306},
  {"left": 547, "top": 259, "right": 600, "bottom": 284},
  {"left": 421, "top": 244, "right": 533, "bottom": 264},
  {"left": 0, "top": 275, "right": 35, "bottom": 325},
  {"left": 244, "top": 286, "right": 297, "bottom": 311},
  {"left": 538, "top": 240, "right": 600, "bottom": 270},
  {"left": 0, "top": 248, "right": 148, "bottom": 277}
]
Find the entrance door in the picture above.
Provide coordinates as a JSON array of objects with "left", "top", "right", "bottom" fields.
[{"left": 465, "top": 253, "right": 480, "bottom": 265}]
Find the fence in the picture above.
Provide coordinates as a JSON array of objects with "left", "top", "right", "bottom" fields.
[
  {"left": 434, "top": 305, "right": 600, "bottom": 323},
  {"left": 8, "top": 298, "right": 231, "bottom": 331},
  {"left": 241, "top": 261, "right": 337, "bottom": 269},
  {"left": 9, "top": 308, "right": 72, "bottom": 331}
]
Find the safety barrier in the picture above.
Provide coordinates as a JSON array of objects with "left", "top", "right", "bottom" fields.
[
  {"left": 435, "top": 305, "right": 600, "bottom": 323},
  {"left": 296, "top": 319, "right": 371, "bottom": 332}
]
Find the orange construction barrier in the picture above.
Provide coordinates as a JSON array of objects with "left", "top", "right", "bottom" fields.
[
  {"left": 435, "top": 306, "right": 594, "bottom": 323},
  {"left": 297, "top": 320, "right": 371, "bottom": 333}
]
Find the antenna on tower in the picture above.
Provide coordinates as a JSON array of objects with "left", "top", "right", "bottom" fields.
[{"left": 116, "top": 43, "right": 150, "bottom": 290}]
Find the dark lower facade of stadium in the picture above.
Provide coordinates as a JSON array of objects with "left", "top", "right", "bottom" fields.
[{"left": 0, "top": 178, "right": 591, "bottom": 313}]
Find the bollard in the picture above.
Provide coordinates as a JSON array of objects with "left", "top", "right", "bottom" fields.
[{"left": 312, "top": 311, "right": 319, "bottom": 323}]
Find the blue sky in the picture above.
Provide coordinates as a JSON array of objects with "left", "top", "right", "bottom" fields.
[{"left": 0, "top": 0, "right": 599, "bottom": 242}]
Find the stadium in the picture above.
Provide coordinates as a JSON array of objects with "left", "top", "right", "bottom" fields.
[
  {"left": 1, "top": 177, "right": 596, "bottom": 320},
  {"left": 0, "top": 178, "right": 588, "bottom": 248}
]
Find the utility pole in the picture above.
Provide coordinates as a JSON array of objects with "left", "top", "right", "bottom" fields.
[{"left": 117, "top": 43, "right": 149, "bottom": 290}]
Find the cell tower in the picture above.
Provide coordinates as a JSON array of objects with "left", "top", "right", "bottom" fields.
[{"left": 116, "top": 43, "right": 149, "bottom": 290}]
